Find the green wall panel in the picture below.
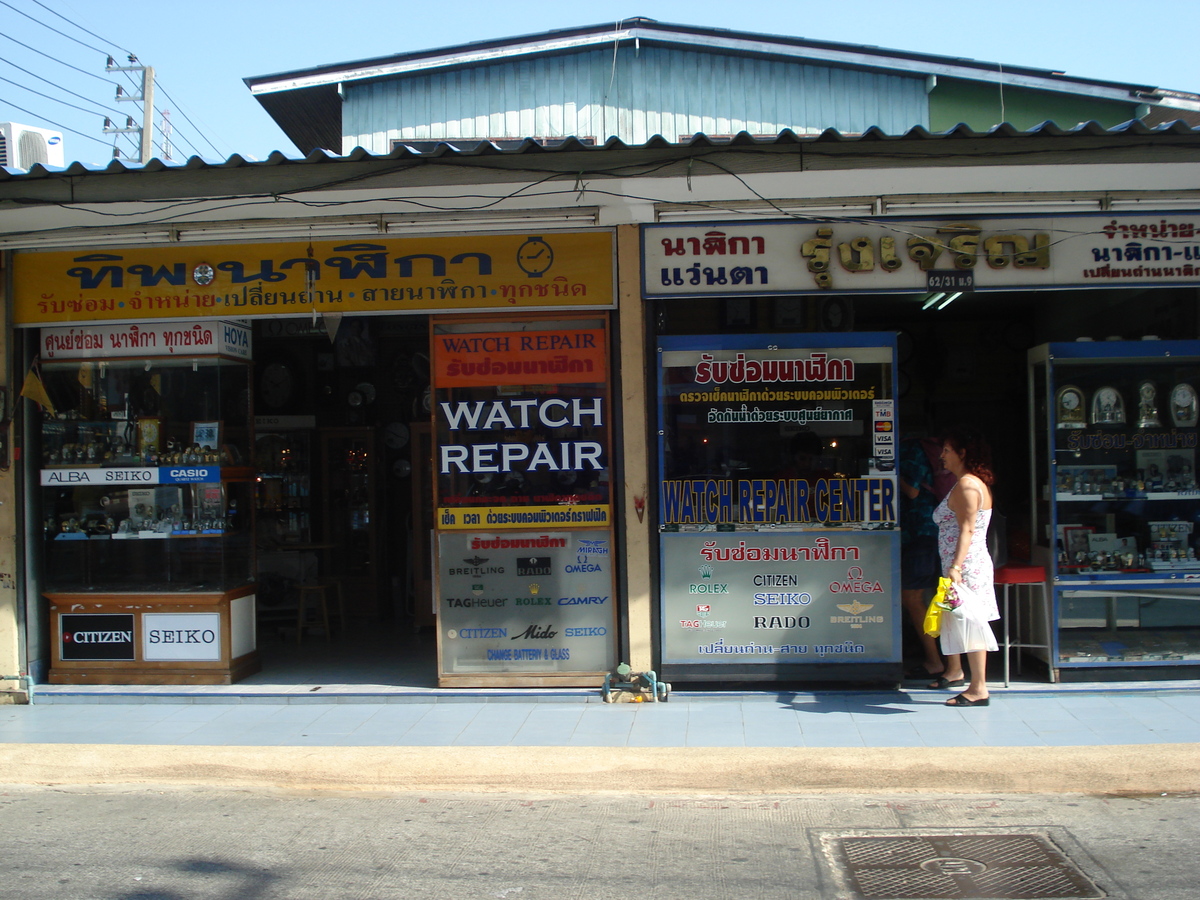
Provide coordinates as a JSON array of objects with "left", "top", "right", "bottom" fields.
[{"left": 930, "top": 78, "right": 1137, "bottom": 132}]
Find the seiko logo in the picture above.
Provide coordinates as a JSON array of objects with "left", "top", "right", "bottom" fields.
[{"left": 147, "top": 629, "right": 216, "bottom": 644}]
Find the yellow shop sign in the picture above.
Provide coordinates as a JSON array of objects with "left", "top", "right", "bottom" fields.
[{"left": 14, "top": 231, "right": 615, "bottom": 325}]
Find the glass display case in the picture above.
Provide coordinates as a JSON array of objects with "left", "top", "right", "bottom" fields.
[
  {"left": 1030, "top": 340, "right": 1200, "bottom": 676},
  {"left": 35, "top": 331, "right": 258, "bottom": 684}
]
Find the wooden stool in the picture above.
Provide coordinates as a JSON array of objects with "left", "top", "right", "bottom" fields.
[
  {"left": 296, "top": 580, "right": 346, "bottom": 644},
  {"left": 994, "top": 563, "right": 1054, "bottom": 686}
]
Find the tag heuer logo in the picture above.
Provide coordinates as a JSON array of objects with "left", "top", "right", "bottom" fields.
[{"left": 471, "top": 584, "right": 484, "bottom": 596}]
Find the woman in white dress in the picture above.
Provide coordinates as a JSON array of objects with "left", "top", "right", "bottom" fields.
[{"left": 932, "top": 430, "right": 998, "bottom": 707}]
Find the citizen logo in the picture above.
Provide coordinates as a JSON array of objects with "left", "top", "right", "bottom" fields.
[
  {"left": 517, "top": 557, "right": 551, "bottom": 576},
  {"left": 63, "top": 630, "right": 132, "bottom": 643}
]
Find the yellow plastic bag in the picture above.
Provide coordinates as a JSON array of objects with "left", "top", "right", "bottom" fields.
[{"left": 923, "top": 576, "right": 954, "bottom": 637}]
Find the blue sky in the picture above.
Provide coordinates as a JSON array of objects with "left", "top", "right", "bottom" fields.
[{"left": 1, "top": 0, "right": 1197, "bottom": 165}]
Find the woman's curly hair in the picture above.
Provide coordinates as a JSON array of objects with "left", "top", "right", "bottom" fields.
[{"left": 942, "top": 429, "right": 995, "bottom": 486}]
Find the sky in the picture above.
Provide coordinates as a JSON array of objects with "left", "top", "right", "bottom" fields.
[{"left": 1, "top": 0, "right": 1198, "bottom": 166}]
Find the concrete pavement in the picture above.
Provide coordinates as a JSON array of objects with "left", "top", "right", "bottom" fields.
[{"left": 3, "top": 685, "right": 1199, "bottom": 795}]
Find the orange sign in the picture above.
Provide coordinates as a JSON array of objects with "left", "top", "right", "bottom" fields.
[{"left": 433, "top": 328, "right": 607, "bottom": 386}]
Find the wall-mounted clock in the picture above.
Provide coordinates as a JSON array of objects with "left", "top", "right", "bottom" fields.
[
  {"left": 258, "top": 360, "right": 297, "bottom": 410},
  {"left": 383, "top": 422, "right": 410, "bottom": 450}
]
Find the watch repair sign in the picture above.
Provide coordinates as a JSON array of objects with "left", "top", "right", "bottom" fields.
[{"left": 433, "top": 321, "right": 612, "bottom": 530}]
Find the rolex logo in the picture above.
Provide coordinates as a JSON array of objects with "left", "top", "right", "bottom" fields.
[
  {"left": 698, "top": 565, "right": 713, "bottom": 579},
  {"left": 529, "top": 583, "right": 541, "bottom": 595}
]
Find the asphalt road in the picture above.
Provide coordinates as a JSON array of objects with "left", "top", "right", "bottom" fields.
[{"left": 1, "top": 785, "right": 1197, "bottom": 899}]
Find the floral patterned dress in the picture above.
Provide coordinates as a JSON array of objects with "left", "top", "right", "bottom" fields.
[{"left": 933, "top": 487, "right": 999, "bottom": 654}]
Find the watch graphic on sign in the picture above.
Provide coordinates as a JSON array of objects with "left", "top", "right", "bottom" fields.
[
  {"left": 192, "top": 263, "right": 215, "bottom": 286},
  {"left": 516, "top": 236, "right": 554, "bottom": 277}
]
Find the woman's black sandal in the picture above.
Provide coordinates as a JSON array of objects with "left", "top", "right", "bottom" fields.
[
  {"left": 946, "top": 694, "right": 989, "bottom": 706},
  {"left": 928, "top": 676, "right": 967, "bottom": 689}
]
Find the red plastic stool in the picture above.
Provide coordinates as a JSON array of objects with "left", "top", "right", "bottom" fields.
[{"left": 994, "top": 563, "right": 1053, "bottom": 686}]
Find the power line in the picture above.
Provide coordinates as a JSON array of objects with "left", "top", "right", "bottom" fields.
[
  {"left": 0, "top": 72, "right": 122, "bottom": 121},
  {"left": 155, "top": 83, "right": 225, "bottom": 158},
  {"left": 26, "top": 0, "right": 136, "bottom": 58},
  {"left": 0, "top": 95, "right": 115, "bottom": 149},
  {"left": 0, "top": 0, "right": 108, "bottom": 56},
  {"left": 0, "top": 6, "right": 225, "bottom": 158},
  {"left": 0, "top": 57, "right": 125, "bottom": 117},
  {"left": 0, "top": 30, "right": 111, "bottom": 83}
]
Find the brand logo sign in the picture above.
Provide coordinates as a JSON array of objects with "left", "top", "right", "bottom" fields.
[
  {"left": 60, "top": 613, "right": 135, "bottom": 661},
  {"left": 517, "top": 556, "right": 552, "bottom": 576},
  {"left": 142, "top": 613, "right": 221, "bottom": 661}
]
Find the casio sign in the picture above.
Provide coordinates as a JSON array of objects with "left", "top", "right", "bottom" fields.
[{"left": 170, "top": 469, "right": 208, "bottom": 479}]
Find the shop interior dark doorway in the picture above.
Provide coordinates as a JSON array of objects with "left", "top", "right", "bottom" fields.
[{"left": 250, "top": 313, "right": 439, "bottom": 687}]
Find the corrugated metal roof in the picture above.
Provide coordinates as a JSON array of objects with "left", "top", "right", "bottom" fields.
[
  {"left": 246, "top": 19, "right": 1162, "bottom": 95},
  {"left": 1, "top": 119, "right": 1198, "bottom": 187},
  {"left": 245, "top": 19, "right": 1190, "bottom": 156}
]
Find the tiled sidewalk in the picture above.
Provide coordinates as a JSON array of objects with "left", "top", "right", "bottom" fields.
[{"left": 4, "top": 687, "right": 1200, "bottom": 748}]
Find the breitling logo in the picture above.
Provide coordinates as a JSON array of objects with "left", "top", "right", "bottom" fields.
[
  {"left": 836, "top": 600, "right": 875, "bottom": 615},
  {"left": 464, "top": 556, "right": 489, "bottom": 566}
]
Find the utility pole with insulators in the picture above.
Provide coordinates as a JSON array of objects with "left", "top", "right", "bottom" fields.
[{"left": 104, "top": 55, "right": 155, "bottom": 164}]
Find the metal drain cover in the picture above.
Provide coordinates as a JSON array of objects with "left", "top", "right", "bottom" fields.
[{"left": 822, "top": 832, "right": 1104, "bottom": 899}]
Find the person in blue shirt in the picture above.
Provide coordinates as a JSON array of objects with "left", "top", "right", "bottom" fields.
[{"left": 899, "top": 435, "right": 951, "bottom": 684}]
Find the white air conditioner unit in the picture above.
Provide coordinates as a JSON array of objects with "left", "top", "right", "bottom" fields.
[{"left": 0, "top": 122, "right": 66, "bottom": 169}]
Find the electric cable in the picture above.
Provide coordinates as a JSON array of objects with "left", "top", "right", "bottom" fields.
[
  {"left": 0, "top": 0, "right": 110, "bottom": 56},
  {"left": 0, "top": 68, "right": 125, "bottom": 119},
  {"left": 0, "top": 30, "right": 112, "bottom": 83},
  {"left": 25, "top": 0, "right": 136, "bottom": 57},
  {"left": 0, "top": 3, "right": 224, "bottom": 160},
  {"left": 0, "top": 95, "right": 118, "bottom": 149}
]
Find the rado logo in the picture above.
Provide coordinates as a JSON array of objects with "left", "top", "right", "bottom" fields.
[{"left": 517, "top": 556, "right": 551, "bottom": 576}]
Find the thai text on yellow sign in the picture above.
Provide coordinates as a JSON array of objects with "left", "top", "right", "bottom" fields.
[
  {"left": 13, "top": 231, "right": 615, "bottom": 325},
  {"left": 437, "top": 505, "right": 611, "bottom": 530}
]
